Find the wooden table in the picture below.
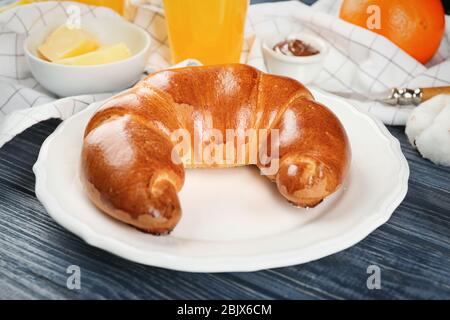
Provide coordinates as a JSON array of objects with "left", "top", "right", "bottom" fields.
[{"left": 0, "top": 0, "right": 449, "bottom": 299}]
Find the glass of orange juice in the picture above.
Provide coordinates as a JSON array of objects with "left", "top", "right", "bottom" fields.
[{"left": 163, "top": 0, "right": 249, "bottom": 65}]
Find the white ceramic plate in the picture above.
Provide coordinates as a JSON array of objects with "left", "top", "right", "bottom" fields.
[{"left": 33, "top": 89, "right": 409, "bottom": 272}]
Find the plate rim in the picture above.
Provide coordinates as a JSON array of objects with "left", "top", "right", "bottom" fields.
[{"left": 33, "top": 88, "right": 409, "bottom": 272}]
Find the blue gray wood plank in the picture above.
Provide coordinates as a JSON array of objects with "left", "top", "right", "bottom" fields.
[{"left": 1, "top": 117, "right": 449, "bottom": 300}]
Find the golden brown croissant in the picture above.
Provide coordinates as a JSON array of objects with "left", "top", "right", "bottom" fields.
[{"left": 81, "top": 64, "right": 351, "bottom": 235}]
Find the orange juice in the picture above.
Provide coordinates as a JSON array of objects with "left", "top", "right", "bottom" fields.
[
  {"left": 163, "top": 0, "right": 249, "bottom": 65},
  {"left": 1, "top": 1, "right": 124, "bottom": 14},
  {"left": 70, "top": 0, "right": 124, "bottom": 14}
]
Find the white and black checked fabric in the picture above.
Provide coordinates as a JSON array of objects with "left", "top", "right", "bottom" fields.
[
  {"left": 0, "top": 0, "right": 449, "bottom": 148},
  {"left": 245, "top": 1, "right": 450, "bottom": 125}
]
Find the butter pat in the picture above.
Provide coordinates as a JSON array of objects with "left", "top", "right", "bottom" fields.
[
  {"left": 55, "top": 43, "right": 132, "bottom": 66},
  {"left": 38, "top": 25, "right": 99, "bottom": 62}
]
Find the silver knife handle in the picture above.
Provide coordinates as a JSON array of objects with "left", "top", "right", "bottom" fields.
[{"left": 390, "top": 88, "right": 423, "bottom": 105}]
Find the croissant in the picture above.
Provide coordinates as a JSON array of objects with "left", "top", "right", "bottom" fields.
[{"left": 81, "top": 64, "right": 351, "bottom": 235}]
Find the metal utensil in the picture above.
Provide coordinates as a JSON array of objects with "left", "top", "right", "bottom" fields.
[{"left": 336, "top": 86, "right": 450, "bottom": 106}]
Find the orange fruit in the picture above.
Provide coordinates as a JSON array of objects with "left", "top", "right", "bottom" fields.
[{"left": 339, "top": 0, "right": 445, "bottom": 64}]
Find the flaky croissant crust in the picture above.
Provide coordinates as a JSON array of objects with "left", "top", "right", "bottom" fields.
[{"left": 81, "top": 64, "right": 351, "bottom": 234}]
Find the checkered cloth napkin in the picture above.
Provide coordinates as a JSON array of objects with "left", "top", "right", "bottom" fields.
[{"left": 1, "top": 0, "right": 449, "bottom": 149}]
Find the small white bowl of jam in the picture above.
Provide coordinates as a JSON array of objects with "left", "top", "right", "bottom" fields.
[{"left": 262, "top": 34, "right": 328, "bottom": 84}]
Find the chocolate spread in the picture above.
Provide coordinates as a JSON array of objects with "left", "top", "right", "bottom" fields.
[{"left": 273, "top": 39, "right": 319, "bottom": 57}]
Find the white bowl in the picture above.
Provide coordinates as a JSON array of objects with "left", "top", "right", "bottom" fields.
[
  {"left": 24, "top": 17, "right": 151, "bottom": 97},
  {"left": 262, "top": 33, "right": 329, "bottom": 84}
]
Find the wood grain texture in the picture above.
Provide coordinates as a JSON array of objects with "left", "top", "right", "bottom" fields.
[
  {"left": 1, "top": 118, "right": 449, "bottom": 300},
  {"left": 0, "top": 0, "right": 449, "bottom": 300}
]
